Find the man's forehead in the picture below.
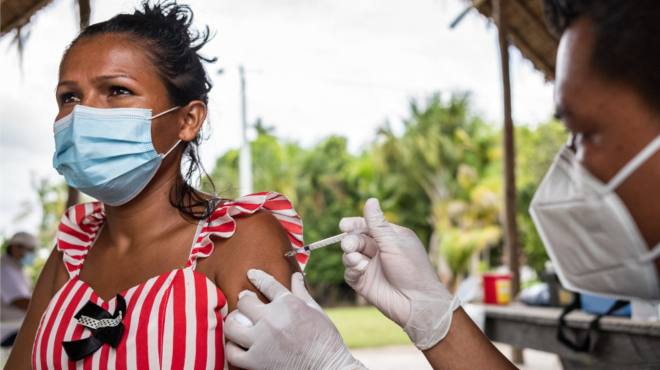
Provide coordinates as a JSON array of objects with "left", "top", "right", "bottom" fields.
[
  {"left": 556, "top": 21, "right": 594, "bottom": 85},
  {"left": 554, "top": 19, "right": 602, "bottom": 115}
]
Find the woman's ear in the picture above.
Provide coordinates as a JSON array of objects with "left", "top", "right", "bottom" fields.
[{"left": 178, "top": 100, "right": 207, "bottom": 141}]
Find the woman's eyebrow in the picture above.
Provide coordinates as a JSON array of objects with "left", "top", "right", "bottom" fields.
[
  {"left": 56, "top": 74, "right": 137, "bottom": 88},
  {"left": 56, "top": 80, "right": 77, "bottom": 88},
  {"left": 93, "top": 73, "right": 137, "bottom": 82}
]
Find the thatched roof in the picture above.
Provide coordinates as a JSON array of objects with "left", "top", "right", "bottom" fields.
[
  {"left": 1, "top": 0, "right": 89, "bottom": 38},
  {"left": 468, "top": 0, "right": 559, "bottom": 80},
  {"left": 1, "top": 0, "right": 54, "bottom": 37}
]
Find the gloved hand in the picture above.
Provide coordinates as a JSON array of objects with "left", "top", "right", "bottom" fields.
[
  {"left": 224, "top": 269, "right": 367, "bottom": 370},
  {"left": 340, "top": 198, "right": 461, "bottom": 350}
]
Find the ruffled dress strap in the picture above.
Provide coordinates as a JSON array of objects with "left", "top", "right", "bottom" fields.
[
  {"left": 187, "top": 192, "right": 308, "bottom": 269},
  {"left": 55, "top": 202, "right": 106, "bottom": 277}
]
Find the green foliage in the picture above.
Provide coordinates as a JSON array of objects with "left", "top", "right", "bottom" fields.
[
  {"left": 209, "top": 132, "right": 364, "bottom": 291},
  {"left": 13, "top": 177, "right": 68, "bottom": 249},
  {"left": 440, "top": 226, "right": 501, "bottom": 280},
  {"left": 12, "top": 177, "right": 68, "bottom": 282},
  {"left": 207, "top": 97, "right": 564, "bottom": 300},
  {"left": 207, "top": 120, "right": 303, "bottom": 200},
  {"left": 20, "top": 95, "right": 564, "bottom": 299},
  {"left": 515, "top": 121, "right": 568, "bottom": 272},
  {"left": 294, "top": 136, "right": 362, "bottom": 287},
  {"left": 33, "top": 178, "right": 68, "bottom": 248},
  {"left": 374, "top": 94, "right": 502, "bottom": 286}
]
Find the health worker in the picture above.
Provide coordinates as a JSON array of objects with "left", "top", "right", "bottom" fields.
[{"left": 223, "top": 0, "right": 660, "bottom": 369}]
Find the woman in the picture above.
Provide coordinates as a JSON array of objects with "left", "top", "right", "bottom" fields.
[{"left": 5, "top": 1, "right": 307, "bottom": 369}]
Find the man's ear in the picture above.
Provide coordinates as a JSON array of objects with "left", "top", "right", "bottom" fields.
[{"left": 178, "top": 100, "right": 207, "bottom": 141}]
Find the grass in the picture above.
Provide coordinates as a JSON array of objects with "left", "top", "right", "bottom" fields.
[{"left": 325, "top": 306, "right": 411, "bottom": 349}]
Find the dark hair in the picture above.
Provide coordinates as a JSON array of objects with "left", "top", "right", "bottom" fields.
[
  {"left": 69, "top": 1, "right": 220, "bottom": 220},
  {"left": 543, "top": 0, "right": 660, "bottom": 115}
]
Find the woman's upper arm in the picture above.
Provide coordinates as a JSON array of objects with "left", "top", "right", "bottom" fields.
[
  {"left": 211, "top": 211, "right": 301, "bottom": 310},
  {"left": 6, "top": 247, "right": 68, "bottom": 369}
]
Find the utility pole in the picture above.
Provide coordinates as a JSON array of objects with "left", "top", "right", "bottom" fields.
[{"left": 239, "top": 65, "right": 253, "bottom": 195}]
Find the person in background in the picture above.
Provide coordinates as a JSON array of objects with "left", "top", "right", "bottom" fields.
[{"left": 1, "top": 232, "right": 37, "bottom": 347}]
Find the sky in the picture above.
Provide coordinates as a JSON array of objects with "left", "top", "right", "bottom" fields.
[{"left": 0, "top": 0, "right": 554, "bottom": 237}]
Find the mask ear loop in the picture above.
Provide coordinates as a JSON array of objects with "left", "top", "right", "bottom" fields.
[
  {"left": 606, "top": 135, "right": 660, "bottom": 192},
  {"left": 639, "top": 242, "right": 660, "bottom": 263},
  {"left": 160, "top": 140, "right": 182, "bottom": 159},
  {"left": 151, "top": 106, "right": 180, "bottom": 119},
  {"left": 151, "top": 106, "right": 183, "bottom": 158}
]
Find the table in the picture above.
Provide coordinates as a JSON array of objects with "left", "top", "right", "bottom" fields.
[{"left": 481, "top": 304, "right": 660, "bottom": 370}]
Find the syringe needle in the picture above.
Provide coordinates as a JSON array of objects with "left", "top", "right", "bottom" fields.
[{"left": 284, "top": 232, "right": 353, "bottom": 257}]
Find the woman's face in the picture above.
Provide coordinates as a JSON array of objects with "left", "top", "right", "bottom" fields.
[{"left": 56, "top": 33, "right": 181, "bottom": 154}]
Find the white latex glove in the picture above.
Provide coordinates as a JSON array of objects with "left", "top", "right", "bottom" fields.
[
  {"left": 340, "top": 198, "right": 461, "bottom": 350},
  {"left": 224, "top": 269, "right": 367, "bottom": 370}
]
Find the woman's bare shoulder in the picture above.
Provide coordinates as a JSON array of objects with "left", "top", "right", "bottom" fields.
[
  {"left": 37, "top": 247, "right": 70, "bottom": 296},
  {"left": 200, "top": 210, "right": 300, "bottom": 310}
]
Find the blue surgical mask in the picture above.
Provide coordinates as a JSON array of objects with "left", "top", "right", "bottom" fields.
[
  {"left": 20, "top": 251, "right": 36, "bottom": 266},
  {"left": 52, "top": 105, "right": 180, "bottom": 206}
]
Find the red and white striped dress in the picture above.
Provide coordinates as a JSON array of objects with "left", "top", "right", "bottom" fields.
[{"left": 32, "top": 192, "right": 307, "bottom": 370}]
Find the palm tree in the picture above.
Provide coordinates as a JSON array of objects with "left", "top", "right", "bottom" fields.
[{"left": 375, "top": 93, "right": 502, "bottom": 288}]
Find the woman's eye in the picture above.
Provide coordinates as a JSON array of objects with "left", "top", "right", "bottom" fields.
[
  {"left": 59, "top": 92, "right": 80, "bottom": 104},
  {"left": 110, "top": 86, "right": 133, "bottom": 96}
]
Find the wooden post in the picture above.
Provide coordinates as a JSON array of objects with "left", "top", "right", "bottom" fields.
[
  {"left": 77, "top": 0, "right": 91, "bottom": 30},
  {"left": 493, "top": 0, "right": 523, "bottom": 364}
]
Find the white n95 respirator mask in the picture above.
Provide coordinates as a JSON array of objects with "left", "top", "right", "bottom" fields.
[{"left": 530, "top": 135, "right": 660, "bottom": 302}]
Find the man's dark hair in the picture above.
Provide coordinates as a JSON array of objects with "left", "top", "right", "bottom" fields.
[{"left": 543, "top": 0, "right": 660, "bottom": 114}]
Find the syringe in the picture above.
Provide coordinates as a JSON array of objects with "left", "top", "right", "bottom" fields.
[{"left": 284, "top": 232, "right": 353, "bottom": 257}]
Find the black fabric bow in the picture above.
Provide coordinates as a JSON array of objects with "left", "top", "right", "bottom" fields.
[{"left": 62, "top": 294, "right": 127, "bottom": 361}]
